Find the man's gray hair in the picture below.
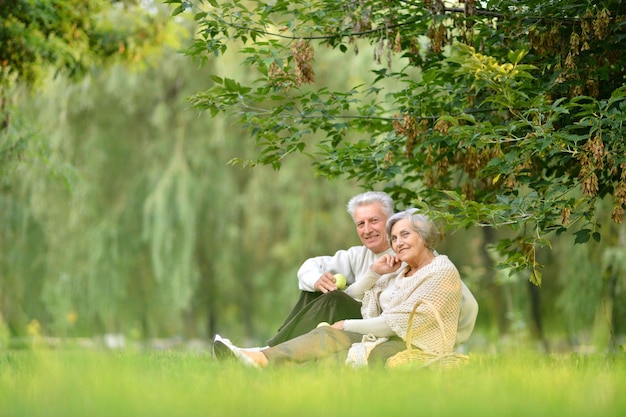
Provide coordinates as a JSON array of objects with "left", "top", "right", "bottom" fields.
[{"left": 346, "top": 191, "right": 395, "bottom": 221}]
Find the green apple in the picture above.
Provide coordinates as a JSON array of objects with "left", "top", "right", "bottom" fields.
[
  {"left": 316, "top": 322, "right": 330, "bottom": 328},
  {"left": 333, "top": 273, "right": 347, "bottom": 290}
]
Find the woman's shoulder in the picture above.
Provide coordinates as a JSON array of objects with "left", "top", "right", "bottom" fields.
[
  {"left": 430, "top": 255, "right": 460, "bottom": 278},
  {"left": 433, "top": 254, "right": 455, "bottom": 266},
  {"left": 425, "top": 254, "right": 448, "bottom": 268}
]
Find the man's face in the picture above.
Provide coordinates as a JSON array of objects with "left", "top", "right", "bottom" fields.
[{"left": 353, "top": 203, "right": 390, "bottom": 254}]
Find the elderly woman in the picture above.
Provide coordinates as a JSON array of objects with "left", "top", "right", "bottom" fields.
[{"left": 214, "top": 208, "right": 464, "bottom": 368}]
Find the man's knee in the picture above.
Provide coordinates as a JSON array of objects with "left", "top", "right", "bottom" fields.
[
  {"left": 318, "top": 290, "right": 358, "bottom": 305},
  {"left": 322, "top": 290, "right": 350, "bottom": 300}
]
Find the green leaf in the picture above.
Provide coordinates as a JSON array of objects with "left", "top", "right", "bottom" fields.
[
  {"left": 507, "top": 49, "right": 528, "bottom": 64},
  {"left": 171, "top": 5, "right": 185, "bottom": 16},
  {"left": 530, "top": 269, "right": 542, "bottom": 286},
  {"left": 592, "top": 232, "right": 601, "bottom": 243},
  {"left": 574, "top": 229, "right": 591, "bottom": 244}
]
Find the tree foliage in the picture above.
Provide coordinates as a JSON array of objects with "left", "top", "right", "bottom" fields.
[
  {"left": 171, "top": 0, "right": 626, "bottom": 283},
  {"left": 0, "top": 0, "right": 182, "bottom": 184},
  {"left": 0, "top": 0, "right": 171, "bottom": 86}
]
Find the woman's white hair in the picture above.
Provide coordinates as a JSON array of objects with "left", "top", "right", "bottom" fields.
[{"left": 385, "top": 208, "right": 440, "bottom": 250}]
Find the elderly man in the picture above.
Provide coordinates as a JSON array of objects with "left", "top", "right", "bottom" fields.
[{"left": 266, "top": 191, "right": 397, "bottom": 345}]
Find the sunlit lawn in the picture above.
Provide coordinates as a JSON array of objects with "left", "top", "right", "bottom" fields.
[{"left": 1, "top": 348, "right": 624, "bottom": 416}]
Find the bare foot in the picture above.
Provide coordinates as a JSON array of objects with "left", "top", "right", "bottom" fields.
[{"left": 242, "top": 350, "right": 269, "bottom": 367}]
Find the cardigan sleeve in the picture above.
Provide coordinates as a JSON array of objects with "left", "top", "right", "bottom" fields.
[
  {"left": 343, "top": 269, "right": 381, "bottom": 301},
  {"left": 342, "top": 316, "right": 396, "bottom": 337}
]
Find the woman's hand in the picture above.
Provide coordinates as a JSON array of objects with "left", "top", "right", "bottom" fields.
[
  {"left": 371, "top": 254, "right": 402, "bottom": 275},
  {"left": 330, "top": 320, "right": 344, "bottom": 330}
]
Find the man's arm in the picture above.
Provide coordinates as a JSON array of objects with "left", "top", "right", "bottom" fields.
[
  {"left": 296, "top": 246, "right": 373, "bottom": 292},
  {"left": 456, "top": 280, "right": 479, "bottom": 346},
  {"left": 297, "top": 252, "right": 354, "bottom": 292}
]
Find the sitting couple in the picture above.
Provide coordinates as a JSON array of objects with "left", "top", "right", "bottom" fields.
[{"left": 213, "top": 191, "right": 478, "bottom": 368}]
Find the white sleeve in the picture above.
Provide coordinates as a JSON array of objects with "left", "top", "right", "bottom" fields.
[
  {"left": 296, "top": 247, "right": 365, "bottom": 292},
  {"left": 343, "top": 316, "right": 396, "bottom": 337},
  {"left": 343, "top": 270, "right": 380, "bottom": 301},
  {"left": 455, "top": 280, "right": 479, "bottom": 346},
  {"left": 297, "top": 257, "right": 329, "bottom": 292}
]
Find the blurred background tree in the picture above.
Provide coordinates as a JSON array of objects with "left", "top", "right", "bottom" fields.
[
  {"left": 0, "top": 0, "right": 187, "bottom": 340},
  {"left": 0, "top": 0, "right": 365, "bottom": 345}
]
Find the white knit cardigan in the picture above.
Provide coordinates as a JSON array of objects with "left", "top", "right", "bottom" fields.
[{"left": 346, "top": 255, "right": 462, "bottom": 366}]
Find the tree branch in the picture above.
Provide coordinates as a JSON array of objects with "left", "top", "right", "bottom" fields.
[
  {"left": 207, "top": 3, "right": 588, "bottom": 43},
  {"left": 216, "top": 15, "right": 422, "bottom": 41}
]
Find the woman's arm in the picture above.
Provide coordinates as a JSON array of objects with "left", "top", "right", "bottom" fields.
[
  {"left": 337, "top": 316, "right": 397, "bottom": 338},
  {"left": 344, "top": 254, "right": 403, "bottom": 301},
  {"left": 343, "top": 269, "right": 380, "bottom": 301}
]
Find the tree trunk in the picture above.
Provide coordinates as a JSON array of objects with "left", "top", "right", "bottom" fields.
[
  {"left": 527, "top": 280, "right": 550, "bottom": 352},
  {"left": 480, "top": 227, "right": 509, "bottom": 337}
]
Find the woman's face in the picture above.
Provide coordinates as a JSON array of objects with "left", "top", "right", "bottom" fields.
[{"left": 389, "top": 217, "right": 426, "bottom": 266}]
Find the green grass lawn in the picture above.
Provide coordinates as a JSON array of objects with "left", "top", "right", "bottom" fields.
[{"left": 1, "top": 349, "right": 624, "bottom": 417}]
